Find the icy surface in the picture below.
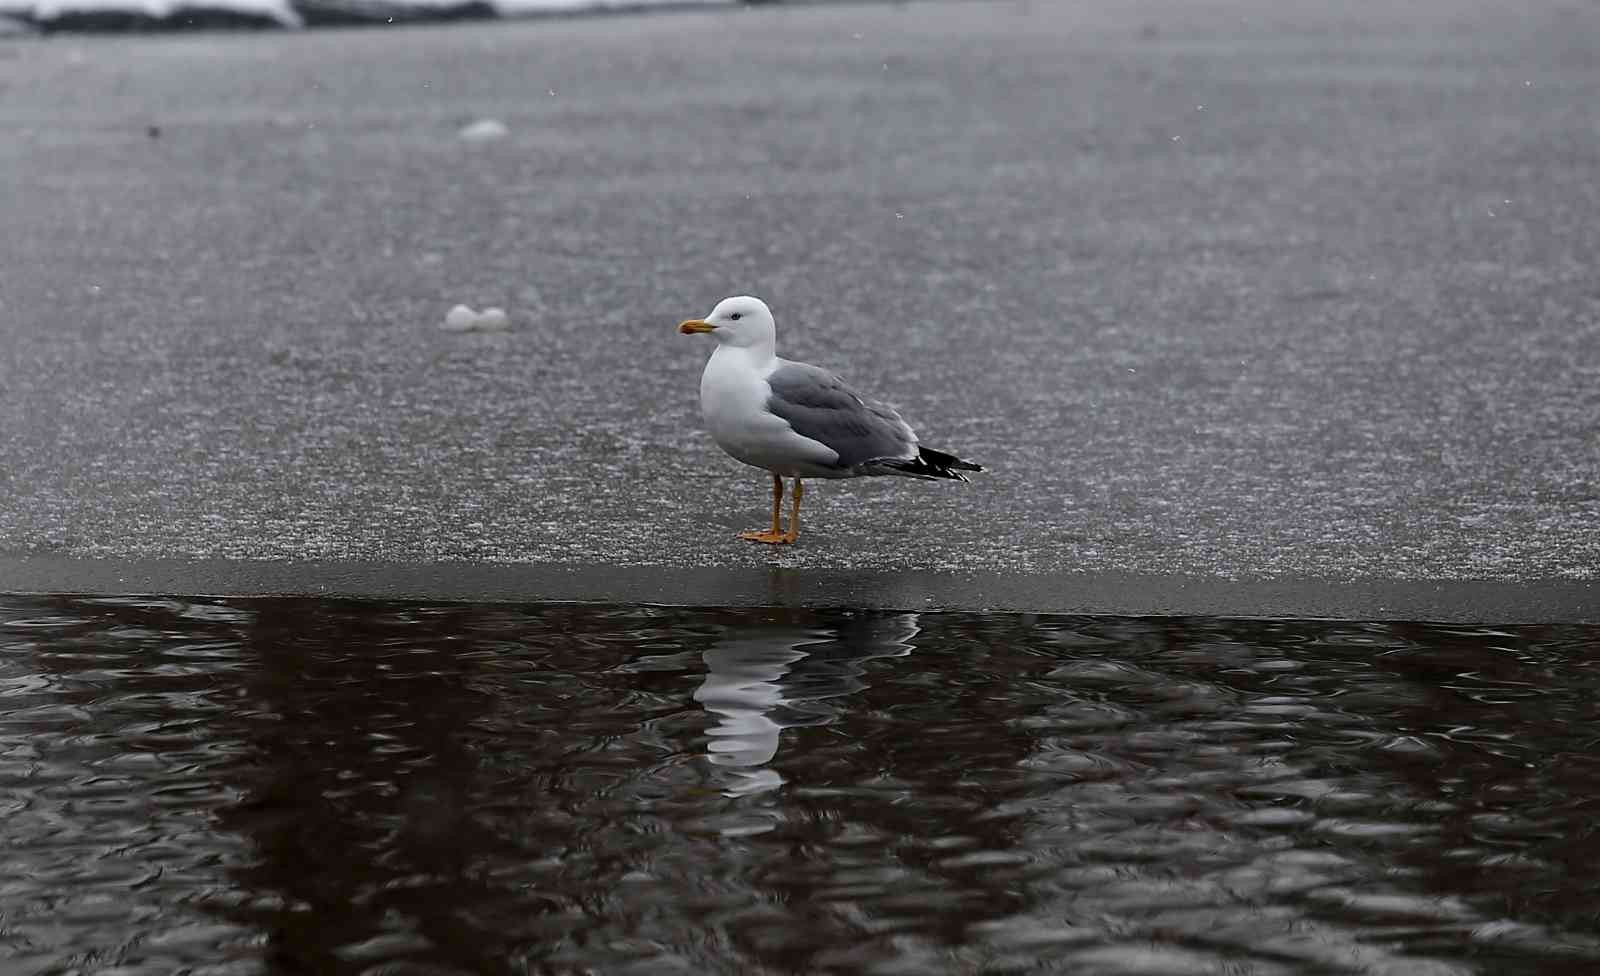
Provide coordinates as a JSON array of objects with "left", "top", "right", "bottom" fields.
[{"left": 2, "top": 0, "right": 1598, "bottom": 589}]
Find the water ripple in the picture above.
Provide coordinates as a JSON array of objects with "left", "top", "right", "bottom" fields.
[{"left": 1, "top": 597, "right": 1597, "bottom": 973}]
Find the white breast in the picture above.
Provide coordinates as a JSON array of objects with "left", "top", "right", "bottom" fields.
[{"left": 699, "top": 347, "right": 839, "bottom": 475}]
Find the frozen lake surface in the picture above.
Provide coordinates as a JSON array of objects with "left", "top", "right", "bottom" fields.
[
  {"left": 4, "top": 1, "right": 1598, "bottom": 597},
  {"left": 4, "top": 595, "right": 1600, "bottom": 974}
]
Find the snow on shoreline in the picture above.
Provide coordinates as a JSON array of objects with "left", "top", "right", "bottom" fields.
[{"left": 0, "top": 0, "right": 735, "bottom": 32}]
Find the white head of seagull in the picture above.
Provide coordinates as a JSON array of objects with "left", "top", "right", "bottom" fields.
[{"left": 678, "top": 295, "right": 776, "bottom": 354}]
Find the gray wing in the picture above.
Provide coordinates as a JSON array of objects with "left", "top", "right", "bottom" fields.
[{"left": 765, "top": 361, "right": 917, "bottom": 468}]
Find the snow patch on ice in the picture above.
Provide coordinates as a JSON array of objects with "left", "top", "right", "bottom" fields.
[
  {"left": 441, "top": 304, "right": 512, "bottom": 332},
  {"left": 458, "top": 118, "right": 509, "bottom": 142}
]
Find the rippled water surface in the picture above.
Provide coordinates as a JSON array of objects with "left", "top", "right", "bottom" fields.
[{"left": 4, "top": 597, "right": 1600, "bottom": 975}]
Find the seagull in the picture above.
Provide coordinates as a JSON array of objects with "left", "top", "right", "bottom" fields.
[{"left": 678, "top": 296, "right": 982, "bottom": 545}]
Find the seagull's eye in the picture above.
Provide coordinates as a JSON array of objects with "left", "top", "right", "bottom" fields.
[{"left": 730, "top": 312, "right": 742, "bottom": 321}]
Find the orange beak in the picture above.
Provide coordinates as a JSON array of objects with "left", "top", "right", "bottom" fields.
[{"left": 678, "top": 319, "right": 715, "bottom": 335}]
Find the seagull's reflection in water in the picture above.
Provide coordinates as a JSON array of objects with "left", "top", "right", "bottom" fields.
[{"left": 695, "top": 613, "right": 920, "bottom": 797}]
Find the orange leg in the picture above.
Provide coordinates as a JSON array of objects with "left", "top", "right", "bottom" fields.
[
  {"left": 740, "top": 474, "right": 792, "bottom": 544},
  {"left": 784, "top": 478, "right": 803, "bottom": 543}
]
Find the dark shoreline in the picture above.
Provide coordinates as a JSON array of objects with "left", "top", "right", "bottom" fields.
[
  {"left": 4, "top": 555, "right": 1595, "bottom": 623},
  {"left": 1, "top": 0, "right": 744, "bottom": 34}
]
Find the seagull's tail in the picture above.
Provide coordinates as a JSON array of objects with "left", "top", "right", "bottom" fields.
[{"left": 881, "top": 446, "right": 984, "bottom": 482}]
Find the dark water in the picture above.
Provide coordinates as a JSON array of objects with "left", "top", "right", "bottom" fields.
[{"left": 4, "top": 598, "right": 1600, "bottom": 975}]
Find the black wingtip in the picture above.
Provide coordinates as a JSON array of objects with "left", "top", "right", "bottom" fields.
[{"left": 881, "top": 446, "right": 983, "bottom": 481}]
